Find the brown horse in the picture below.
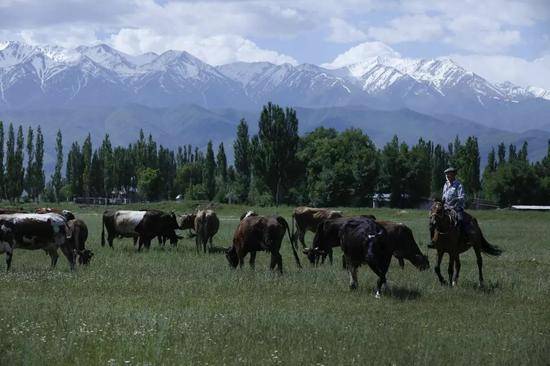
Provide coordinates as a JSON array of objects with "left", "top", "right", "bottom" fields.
[{"left": 429, "top": 200, "right": 502, "bottom": 287}]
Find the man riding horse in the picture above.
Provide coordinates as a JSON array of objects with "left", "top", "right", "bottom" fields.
[{"left": 429, "top": 167, "right": 473, "bottom": 248}]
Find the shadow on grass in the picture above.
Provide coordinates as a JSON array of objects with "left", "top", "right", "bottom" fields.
[
  {"left": 461, "top": 279, "right": 502, "bottom": 295},
  {"left": 208, "top": 246, "right": 229, "bottom": 254},
  {"left": 388, "top": 286, "right": 422, "bottom": 301}
]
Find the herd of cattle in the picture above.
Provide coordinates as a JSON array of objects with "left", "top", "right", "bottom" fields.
[{"left": 0, "top": 206, "right": 437, "bottom": 297}]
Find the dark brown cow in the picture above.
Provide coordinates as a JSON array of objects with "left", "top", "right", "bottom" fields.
[
  {"left": 291, "top": 207, "right": 343, "bottom": 249},
  {"left": 340, "top": 218, "right": 429, "bottom": 298},
  {"left": 194, "top": 210, "right": 220, "bottom": 253},
  {"left": 101, "top": 210, "right": 180, "bottom": 251},
  {"left": 303, "top": 215, "right": 377, "bottom": 266},
  {"left": 0, "top": 212, "right": 74, "bottom": 270},
  {"left": 226, "top": 215, "right": 302, "bottom": 273},
  {"left": 67, "top": 219, "right": 93, "bottom": 265}
]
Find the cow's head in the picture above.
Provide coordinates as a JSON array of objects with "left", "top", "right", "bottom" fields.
[
  {"left": 411, "top": 254, "right": 430, "bottom": 271},
  {"left": 240, "top": 211, "right": 257, "bottom": 221},
  {"left": 225, "top": 246, "right": 238, "bottom": 268},
  {"left": 303, "top": 247, "right": 326, "bottom": 264},
  {"left": 78, "top": 249, "right": 94, "bottom": 265},
  {"left": 0, "top": 224, "right": 14, "bottom": 245},
  {"left": 178, "top": 213, "right": 196, "bottom": 230}
]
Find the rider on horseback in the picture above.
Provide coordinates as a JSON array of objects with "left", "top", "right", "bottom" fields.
[{"left": 429, "top": 167, "right": 470, "bottom": 248}]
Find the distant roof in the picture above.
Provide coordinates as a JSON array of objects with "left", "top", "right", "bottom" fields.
[{"left": 511, "top": 205, "right": 550, "bottom": 211}]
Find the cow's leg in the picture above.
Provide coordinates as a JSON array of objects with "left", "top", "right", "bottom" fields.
[
  {"left": 434, "top": 250, "right": 446, "bottom": 285},
  {"left": 367, "top": 256, "right": 390, "bottom": 298},
  {"left": 108, "top": 234, "right": 114, "bottom": 249},
  {"left": 158, "top": 236, "right": 163, "bottom": 247},
  {"left": 138, "top": 237, "right": 145, "bottom": 252},
  {"left": 133, "top": 236, "right": 138, "bottom": 247},
  {"left": 328, "top": 249, "right": 333, "bottom": 265},
  {"left": 397, "top": 257, "right": 405, "bottom": 269},
  {"left": 238, "top": 252, "right": 245, "bottom": 268},
  {"left": 249, "top": 251, "right": 256, "bottom": 269},
  {"left": 270, "top": 251, "right": 283, "bottom": 274},
  {"left": 5, "top": 247, "right": 13, "bottom": 271},
  {"left": 474, "top": 245, "right": 484, "bottom": 287},
  {"left": 195, "top": 235, "right": 200, "bottom": 253},
  {"left": 46, "top": 248, "right": 59, "bottom": 269},
  {"left": 298, "top": 230, "right": 306, "bottom": 249},
  {"left": 60, "top": 245, "right": 76, "bottom": 271},
  {"left": 209, "top": 235, "right": 214, "bottom": 250},
  {"left": 347, "top": 261, "right": 358, "bottom": 290}
]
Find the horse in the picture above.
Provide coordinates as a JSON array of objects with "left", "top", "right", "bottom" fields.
[{"left": 429, "top": 199, "right": 502, "bottom": 287}]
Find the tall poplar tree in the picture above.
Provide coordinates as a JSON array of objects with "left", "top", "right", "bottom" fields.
[
  {"left": 204, "top": 141, "right": 216, "bottom": 200},
  {"left": 234, "top": 119, "right": 251, "bottom": 201},
  {"left": 52, "top": 130, "right": 63, "bottom": 202}
]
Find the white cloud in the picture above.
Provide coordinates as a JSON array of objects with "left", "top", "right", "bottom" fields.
[
  {"left": 367, "top": 14, "right": 443, "bottom": 43},
  {"left": 327, "top": 18, "right": 367, "bottom": 43},
  {"left": 450, "top": 53, "right": 550, "bottom": 89},
  {"left": 110, "top": 29, "right": 298, "bottom": 65},
  {"left": 322, "top": 41, "right": 400, "bottom": 68}
]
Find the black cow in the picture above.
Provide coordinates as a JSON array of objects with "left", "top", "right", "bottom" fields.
[
  {"left": 0, "top": 212, "right": 75, "bottom": 270},
  {"left": 340, "top": 218, "right": 429, "bottom": 298},
  {"left": 226, "top": 214, "right": 302, "bottom": 273},
  {"left": 303, "top": 215, "right": 377, "bottom": 266},
  {"left": 67, "top": 218, "right": 93, "bottom": 265},
  {"left": 101, "top": 210, "right": 180, "bottom": 251}
]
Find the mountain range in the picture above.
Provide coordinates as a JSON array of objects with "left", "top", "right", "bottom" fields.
[{"left": 0, "top": 40, "right": 549, "bottom": 172}]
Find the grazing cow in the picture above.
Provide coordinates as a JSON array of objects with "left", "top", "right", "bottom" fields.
[
  {"left": 67, "top": 219, "right": 93, "bottom": 265},
  {"left": 226, "top": 215, "right": 302, "bottom": 273},
  {"left": 303, "top": 215, "right": 377, "bottom": 266},
  {"left": 101, "top": 210, "right": 180, "bottom": 251},
  {"left": 0, "top": 213, "right": 74, "bottom": 270},
  {"left": 291, "top": 207, "right": 343, "bottom": 249},
  {"left": 240, "top": 210, "right": 257, "bottom": 221},
  {"left": 340, "top": 218, "right": 429, "bottom": 298},
  {"left": 194, "top": 210, "right": 220, "bottom": 253},
  {"left": 35, "top": 208, "right": 75, "bottom": 221}
]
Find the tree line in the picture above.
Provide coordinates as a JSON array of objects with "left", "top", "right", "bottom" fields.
[{"left": 1, "top": 102, "right": 549, "bottom": 207}]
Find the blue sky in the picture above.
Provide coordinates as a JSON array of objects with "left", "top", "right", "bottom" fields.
[{"left": 1, "top": 0, "right": 549, "bottom": 88}]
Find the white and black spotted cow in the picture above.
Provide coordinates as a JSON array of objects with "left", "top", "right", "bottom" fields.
[
  {"left": 0, "top": 212, "right": 74, "bottom": 271},
  {"left": 101, "top": 210, "right": 181, "bottom": 251}
]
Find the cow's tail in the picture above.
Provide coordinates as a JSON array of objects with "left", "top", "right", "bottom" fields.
[
  {"left": 101, "top": 214, "right": 106, "bottom": 247},
  {"left": 290, "top": 212, "right": 296, "bottom": 243},
  {"left": 280, "top": 216, "right": 302, "bottom": 269},
  {"left": 480, "top": 231, "right": 502, "bottom": 256}
]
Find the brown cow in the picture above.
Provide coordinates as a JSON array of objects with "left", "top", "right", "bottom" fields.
[
  {"left": 226, "top": 214, "right": 302, "bottom": 273},
  {"left": 291, "top": 207, "right": 343, "bottom": 249},
  {"left": 67, "top": 219, "right": 93, "bottom": 265},
  {"left": 194, "top": 210, "right": 220, "bottom": 253}
]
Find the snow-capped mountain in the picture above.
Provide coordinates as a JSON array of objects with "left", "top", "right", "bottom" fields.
[{"left": 1, "top": 40, "right": 550, "bottom": 132}]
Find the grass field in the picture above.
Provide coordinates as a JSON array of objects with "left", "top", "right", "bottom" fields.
[{"left": 1, "top": 202, "right": 549, "bottom": 365}]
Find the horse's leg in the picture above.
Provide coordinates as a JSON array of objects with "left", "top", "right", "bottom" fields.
[
  {"left": 435, "top": 250, "right": 446, "bottom": 285},
  {"left": 249, "top": 251, "right": 256, "bottom": 270},
  {"left": 5, "top": 247, "right": 13, "bottom": 271},
  {"left": 453, "top": 255, "right": 461, "bottom": 286},
  {"left": 474, "top": 245, "right": 484, "bottom": 287},
  {"left": 448, "top": 254, "right": 455, "bottom": 286}
]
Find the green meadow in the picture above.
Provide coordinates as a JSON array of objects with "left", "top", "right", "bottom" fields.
[{"left": 1, "top": 202, "right": 549, "bottom": 365}]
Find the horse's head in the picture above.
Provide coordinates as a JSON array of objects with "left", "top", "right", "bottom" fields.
[{"left": 429, "top": 199, "right": 447, "bottom": 243}]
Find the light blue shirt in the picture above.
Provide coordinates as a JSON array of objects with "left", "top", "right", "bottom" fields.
[{"left": 442, "top": 179, "right": 465, "bottom": 210}]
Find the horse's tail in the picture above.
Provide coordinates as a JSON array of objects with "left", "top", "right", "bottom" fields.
[
  {"left": 279, "top": 216, "right": 302, "bottom": 269},
  {"left": 480, "top": 231, "right": 502, "bottom": 256}
]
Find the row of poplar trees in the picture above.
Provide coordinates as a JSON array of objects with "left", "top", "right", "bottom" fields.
[
  {"left": 0, "top": 122, "right": 45, "bottom": 202},
  {"left": 3, "top": 102, "right": 549, "bottom": 206}
]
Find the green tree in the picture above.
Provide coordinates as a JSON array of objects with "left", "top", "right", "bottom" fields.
[
  {"left": 251, "top": 103, "right": 300, "bottom": 205},
  {"left": 431, "top": 144, "right": 448, "bottom": 197},
  {"left": 204, "top": 141, "right": 216, "bottom": 200},
  {"left": 0, "top": 122, "right": 5, "bottom": 199},
  {"left": 137, "top": 168, "right": 162, "bottom": 201},
  {"left": 5, "top": 124, "right": 16, "bottom": 201},
  {"left": 24, "top": 127, "right": 34, "bottom": 198},
  {"left": 14, "top": 126, "right": 24, "bottom": 201},
  {"left": 82, "top": 134, "right": 93, "bottom": 197},
  {"left": 99, "top": 134, "right": 113, "bottom": 196},
  {"left": 66, "top": 142, "right": 83, "bottom": 198},
  {"left": 217, "top": 142, "right": 227, "bottom": 183},
  {"left": 51, "top": 130, "right": 63, "bottom": 202},
  {"left": 234, "top": 119, "right": 251, "bottom": 202},
  {"left": 33, "top": 126, "right": 45, "bottom": 201}
]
